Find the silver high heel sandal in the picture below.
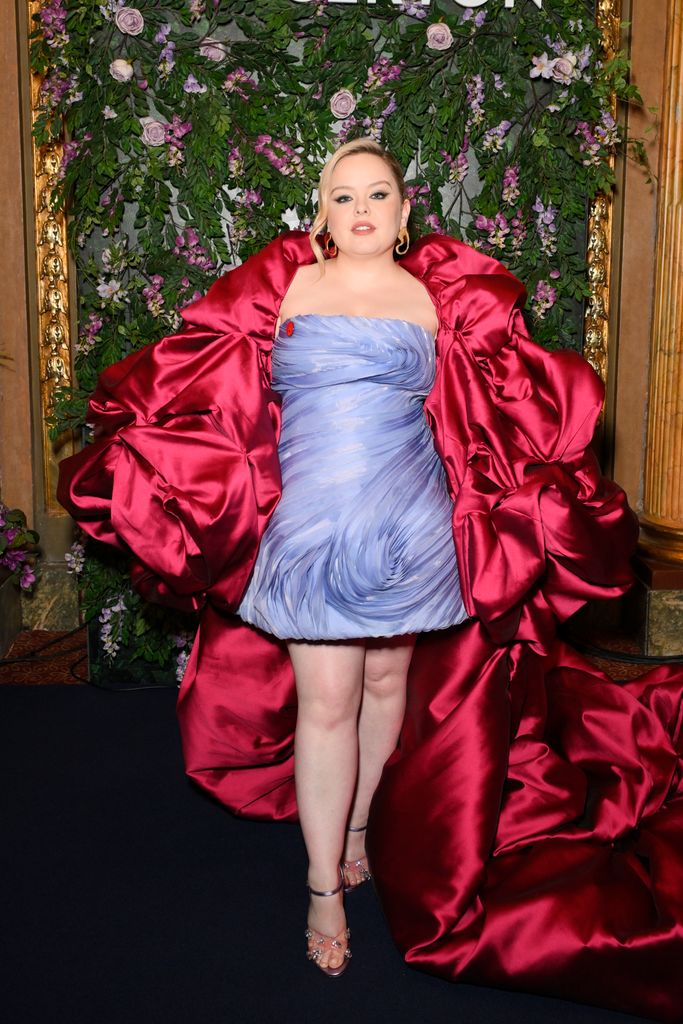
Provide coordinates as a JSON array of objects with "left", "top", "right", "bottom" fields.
[
  {"left": 342, "top": 823, "right": 372, "bottom": 894},
  {"left": 305, "top": 865, "right": 352, "bottom": 977}
]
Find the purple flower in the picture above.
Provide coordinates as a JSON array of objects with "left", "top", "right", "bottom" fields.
[
  {"left": 510, "top": 209, "right": 527, "bottom": 254},
  {"left": 64, "top": 541, "right": 85, "bottom": 575},
  {"left": 405, "top": 183, "right": 431, "bottom": 209},
  {"left": 165, "top": 114, "right": 193, "bottom": 146},
  {"left": 441, "top": 140, "right": 469, "bottom": 184},
  {"left": 38, "top": 0, "right": 69, "bottom": 47},
  {"left": 19, "top": 564, "right": 36, "bottom": 591},
  {"left": 223, "top": 68, "right": 257, "bottom": 100},
  {"left": 77, "top": 312, "right": 104, "bottom": 356},
  {"left": 337, "top": 116, "right": 359, "bottom": 146},
  {"left": 465, "top": 75, "right": 485, "bottom": 126},
  {"left": 532, "top": 197, "right": 558, "bottom": 256},
  {"left": 474, "top": 212, "right": 509, "bottom": 250},
  {"left": 142, "top": 274, "right": 165, "bottom": 317},
  {"left": 183, "top": 73, "right": 208, "bottom": 94},
  {"left": 531, "top": 279, "right": 558, "bottom": 319},
  {"left": 502, "top": 165, "right": 520, "bottom": 205},
  {"left": 227, "top": 146, "right": 243, "bottom": 176},
  {"left": 365, "top": 57, "right": 405, "bottom": 90},
  {"left": 173, "top": 228, "right": 215, "bottom": 272},
  {"left": 462, "top": 8, "right": 486, "bottom": 27},
  {"left": 254, "top": 134, "right": 304, "bottom": 178},
  {"left": 330, "top": 89, "right": 356, "bottom": 119},
  {"left": 241, "top": 189, "right": 262, "bottom": 208},
  {"left": 482, "top": 120, "right": 512, "bottom": 154},
  {"left": 58, "top": 132, "right": 92, "bottom": 179},
  {"left": 398, "top": 2, "right": 427, "bottom": 18}
]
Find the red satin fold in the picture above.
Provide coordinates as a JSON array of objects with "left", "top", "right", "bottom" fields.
[{"left": 58, "top": 231, "right": 683, "bottom": 1022}]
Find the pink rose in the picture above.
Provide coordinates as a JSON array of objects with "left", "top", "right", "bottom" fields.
[
  {"left": 551, "top": 54, "right": 578, "bottom": 84},
  {"left": 426, "top": 22, "right": 453, "bottom": 51},
  {"left": 114, "top": 7, "right": 145, "bottom": 36},
  {"left": 199, "top": 37, "right": 227, "bottom": 61},
  {"left": 109, "top": 59, "right": 134, "bottom": 83},
  {"left": 330, "top": 89, "right": 356, "bottom": 119},
  {"left": 140, "top": 118, "right": 166, "bottom": 146}
]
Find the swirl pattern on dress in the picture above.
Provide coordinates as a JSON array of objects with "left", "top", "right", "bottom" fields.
[{"left": 237, "top": 314, "right": 467, "bottom": 640}]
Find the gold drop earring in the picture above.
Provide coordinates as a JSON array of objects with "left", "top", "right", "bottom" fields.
[
  {"left": 323, "top": 231, "right": 338, "bottom": 258},
  {"left": 395, "top": 226, "right": 410, "bottom": 255}
]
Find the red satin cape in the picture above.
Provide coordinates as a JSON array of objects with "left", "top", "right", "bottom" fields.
[{"left": 58, "top": 231, "right": 683, "bottom": 1022}]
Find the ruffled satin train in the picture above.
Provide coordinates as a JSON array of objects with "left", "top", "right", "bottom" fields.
[{"left": 57, "top": 230, "right": 683, "bottom": 1022}]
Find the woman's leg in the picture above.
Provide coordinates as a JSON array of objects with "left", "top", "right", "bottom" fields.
[
  {"left": 343, "top": 635, "right": 417, "bottom": 883},
  {"left": 288, "top": 640, "right": 365, "bottom": 970}
]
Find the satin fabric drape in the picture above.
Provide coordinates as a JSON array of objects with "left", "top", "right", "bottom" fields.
[{"left": 58, "top": 231, "right": 683, "bottom": 1022}]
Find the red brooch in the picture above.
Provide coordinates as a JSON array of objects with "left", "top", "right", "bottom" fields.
[{"left": 285, "top": 320, "right": 295, "bottom": 335}]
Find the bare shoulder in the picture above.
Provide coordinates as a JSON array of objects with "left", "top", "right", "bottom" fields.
[
  {"left": 392, "top": 265, "right": 440, "bottom": 335},
  {"left": 275, "top": 264, "right": 323, "bottom": 334}
]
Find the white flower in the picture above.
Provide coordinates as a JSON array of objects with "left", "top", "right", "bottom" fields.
[
  {"left": 530, "top": 53, "right": 555, "bottom": 80},
  {"left": 103, "top": 105, "right": 118, "bottom": 120},
  {"left": 64, "top": 542, "right": 86, "bottom": 575},
  {"left": 330, "top": 89, "right": 356, "bottom": 119},
  {"left": 114, "top": 7, "right": 144, "bottom": 36},
  {"left": 140, "top": 117, "right": 166, "bottom": 146},
  {"left": 97, "top": 277, "right": 124, "bottom": 301},
  {"left": 426, "top": 22, "right": 453, "bottom": 51},
  {"left": 199, "top": 37, "right": 227, "bottom": 61},
  {"left": 551, "top": 54, "right": 579, "bottom": 85},
  {"left": 109, "top": 58, "right": 134, "bottom": 83}
]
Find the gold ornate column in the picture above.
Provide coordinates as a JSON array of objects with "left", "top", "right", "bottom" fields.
[
  {"left": 639, "top": 0, "right": 683, "bottom": 564},
  {"left": 582, "top": 0, "right": 622, "bottom": 391},
  {"left": 11, "top": 0, "right": 78, "bottom": 630},
  {"left": 27, "top": 0, "right": 75, "bottom": 513}
]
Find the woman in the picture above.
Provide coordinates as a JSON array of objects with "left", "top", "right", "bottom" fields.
[
  {"left": 59, "top": 139, "right": 683, "bottom": 1018},
  {"left": 237, "top": 139, "right": 467, "bottom": 974}
]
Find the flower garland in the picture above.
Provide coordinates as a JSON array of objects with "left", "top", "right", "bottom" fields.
[{"left": 31, "top": 0, "right": 644, "bottom": 672}]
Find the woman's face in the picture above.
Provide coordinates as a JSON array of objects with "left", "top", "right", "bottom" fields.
[{"left": 325, "top": 152, "right": 410, "bottom": 259}]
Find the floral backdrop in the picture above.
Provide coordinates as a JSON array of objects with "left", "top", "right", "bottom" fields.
[{"left": 31, "top": 0, "right": 643, "bottom": 678}]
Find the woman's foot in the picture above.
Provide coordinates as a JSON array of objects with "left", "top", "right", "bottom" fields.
[
  {"left": 305, "top": 868, "right": 351, "bottom": 975},
  {"left": 342, "top": 823, "right": 372, "bottom": 892}
]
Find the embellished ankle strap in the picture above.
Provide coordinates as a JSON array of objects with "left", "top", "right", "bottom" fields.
[{"left": 307, "top": 865, "right": 344, "bottom": 898}]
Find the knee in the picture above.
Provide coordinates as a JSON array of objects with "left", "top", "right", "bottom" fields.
[
  {"left": 363, "top": 660, "right": 406, "bottom": 701},
  {"left": 298, "top": 678, "right": 360, "bottom": 730}
]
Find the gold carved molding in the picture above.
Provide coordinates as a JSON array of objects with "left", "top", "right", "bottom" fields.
[
  {"left": 583, "top": 0, "right": 621, "bottom": 385},
  {"left": 27, "top": 0, "right": 74, "bottom": 515}
]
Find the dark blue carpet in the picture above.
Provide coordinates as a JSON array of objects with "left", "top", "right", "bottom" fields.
[{"left": 0, "top": 685, "right": 657, "bottom": 1024}]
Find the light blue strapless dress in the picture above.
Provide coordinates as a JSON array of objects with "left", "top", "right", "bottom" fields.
[{"left": 237, "top": 314, "right": 468, "bottom": 640}]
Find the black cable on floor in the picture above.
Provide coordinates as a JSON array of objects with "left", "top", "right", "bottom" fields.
[{"left": 0, "top": 620, "right": 91, "bottom": 667}]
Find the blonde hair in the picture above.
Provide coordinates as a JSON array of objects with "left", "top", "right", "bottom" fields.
[{"left": 309, "top": 138, "right": 407, "bottom": 274}]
